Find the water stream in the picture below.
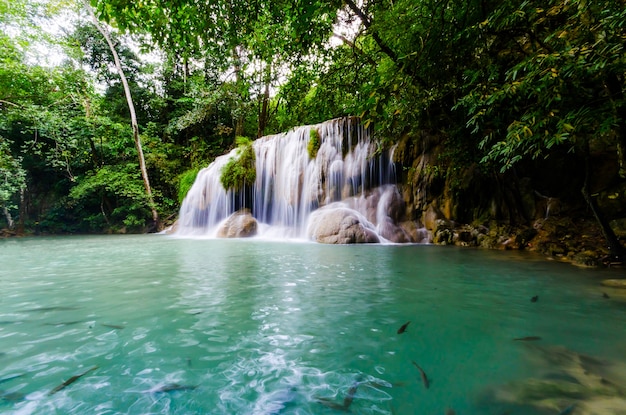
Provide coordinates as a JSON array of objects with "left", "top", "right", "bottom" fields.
[{"left": 1, "top": 235, "right": 625, "bottom": 414}]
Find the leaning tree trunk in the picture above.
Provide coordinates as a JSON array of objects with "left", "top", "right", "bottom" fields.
[
  {"left": 86, "top": 2, "right": 159, "bottom": 230},
  {"left": 581, "top": 145, "right": 625, "bottom": 263}
]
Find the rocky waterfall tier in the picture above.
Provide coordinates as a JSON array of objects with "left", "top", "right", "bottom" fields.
[{"left": 175, "top": 118, "right": 421, "bottom": 243}]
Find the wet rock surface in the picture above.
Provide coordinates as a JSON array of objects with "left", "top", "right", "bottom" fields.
[
  {"left": 216, "top": 209, "right": 258, "bottom": 238},
  {"left": 307, "top": 206, "right": 380, "bottom": 244}
]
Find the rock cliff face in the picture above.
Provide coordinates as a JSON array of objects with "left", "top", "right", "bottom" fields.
[{"left": 393, "top": 131, "right": 626, "bottom": 265}]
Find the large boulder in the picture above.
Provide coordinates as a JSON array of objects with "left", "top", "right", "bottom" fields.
[
  {"left": 217, "top": 209, "right": 258, "bottom": 238},
  {"left": 307, "top": 205, "right": 380, "bottom": 244}
]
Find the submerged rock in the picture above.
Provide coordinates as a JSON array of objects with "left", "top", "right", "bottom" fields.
[
  {"left": 307, "top": 205, "right": 380, "bottom": 244},
  {"left": 217, "top": 209, "right": 258, "bottom": 238},
  {"left": 483, "top": 344, "right": 626, "bottom": 415}
]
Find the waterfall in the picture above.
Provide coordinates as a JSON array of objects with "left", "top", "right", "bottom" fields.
[{"left": 175, "top": 117, "right": 408, "bottom": 242}]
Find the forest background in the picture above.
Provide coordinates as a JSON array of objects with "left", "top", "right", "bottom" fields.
[{"left": 1, "top": 0, "right": 625, "bottom": 259}]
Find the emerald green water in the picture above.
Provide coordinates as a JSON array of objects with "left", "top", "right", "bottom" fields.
[{"left": 0, "top": 235, "right": 625, "bottom": 414}]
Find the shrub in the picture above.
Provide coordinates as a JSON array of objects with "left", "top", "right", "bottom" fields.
[{"left": 177, "top": 167, "right": 200, "bottom": 203}]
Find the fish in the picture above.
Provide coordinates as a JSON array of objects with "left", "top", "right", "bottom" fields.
[
  {"left": 48, "top": 365, "right": 98, "bottom": 395},
  {"left": 397, "top": 321, "right": 411, "bottom": 334},
  {"left": 315, "top": 380, "right": 360, "bottom": 412},
  {"left": 24, "top": 306, "right": 79, "bottom": 312},
  {"left": 513, "top": 336, "right": 542, "bottom": 341},
  {"left": 412, "top": 361, "right": 429, "bottom": 389},
  {"left": 602, "top": 292, "right": 610, "bottom": 299},
  {"left": 44, "top": 321, "right": 85, "bottom": 327},
  {"left": 146, "top": 383, "right": 198, "bottom": 393},
  {"left": 0, "top": 390, "right": 25, "bottom": 402},
  {"left": 531, "top": 295, "right": 538, "bottom": 303},
  {"left": 314, "top": 397, "right": 350, "bottom": 412},
  {"left": 342, "top": 382, "right": 359, "bottom": 409},
  {"left": 101, "top": 323, "right": 125, "bottom": 329},
  {"left": 0, "top": 374, "right": 24, "bottom": 385},
  {"left": 446, "top": 408, "right": 457, "bottom": 415}
]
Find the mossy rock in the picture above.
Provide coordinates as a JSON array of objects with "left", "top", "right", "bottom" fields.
[
  {"left": 308, "top": 128, "right": 321, "bottom": 159},
  {"left": 220, "top": 137, "right": 256, "bottom": 191}
]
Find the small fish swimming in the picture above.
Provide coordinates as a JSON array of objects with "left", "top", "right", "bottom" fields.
[
  {"left": 24, "top": 306, "right": 79, "bottom": 312},
  {"left": 397, "top": 321, "right": 411, "bottom": 334},
  {"left": 412, "top": 361, "right": 429, "bottom": 389},
  {"left": 602, "top": 292, "right": 610, "bottom": 299},
  {"left": 0, "top": 374, "right": 24, "bottom": 385},
  {"left": 342, "top": 382, "right": 359, "bottom": 408},
  {"left": 101, "top": 323, "right": 125, "bottom": 330},
  {"left": 446, "top": 408, "right": 457, "bottom": 415},
  {"left": 49, "top": 365, "right": 98, "bottom": 395},
  {"left": 513, "top": 336, "right": 542, "bottom": 341},
  {"left": 44, "top": 321, "right": 85, "bottom": 327},
  {"left": 531, "top": 295, "right": 538, "bottom": 303},
  {"left": 315, "top": 397, "right": 350, "bottom": 412},
  {"left": 145, "top": 383, "right": 198, "bottom": 393},
  {"left": 315, "top": 380, "right": 361, "bottom": 412}
]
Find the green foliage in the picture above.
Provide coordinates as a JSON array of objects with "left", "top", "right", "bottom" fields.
[
  {"left": 220, "top": 136, "right": 256, "bottom": 191},
  {"left": 177, "top": 167, "right": 199, "bottom": 203},
  {"left": 307, "top": 128, "right": 321, "bottom": 159},
  {"left": 0, "top": 136, "right": 26, "bottom": 218},
  {"left": 69, "top": 164, "right": 153, "bottom": 232},
  {"left": 455, "top": 0, "right": 626, "bottom": 172}
]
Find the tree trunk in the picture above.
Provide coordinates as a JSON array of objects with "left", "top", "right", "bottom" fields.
[
  {"left": 257, "top": 63, "right": 271, "bottom": 138},
  {"left": 3, "top": 206, "right": 14, "bottom": 230},
  {"left": 581, "top": 146, "right": 625, "bottom": 263},
  {"left": 86, "top": 2, "right": 159, "bottom": 230},
  {"left": 233, "top": 47, "right": 245, "bottom": 137}
]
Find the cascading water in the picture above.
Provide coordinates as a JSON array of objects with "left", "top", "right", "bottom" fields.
[{"left": 175, "top": 117, "right": 411, "bottom": 242}]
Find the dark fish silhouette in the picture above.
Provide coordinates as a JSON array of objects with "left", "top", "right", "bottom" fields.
[
  {"left": 0, "top": 374, "right": 24, "bottom": 385},
  {"left": 513, "top": 336, "right": 542, "bottom": 341},
  {"left": 49, "top": 365, "right": 98, "bottom": 395},
  {"left": 315, "top": 397, "right": 350, "bottom": 412},
  {"left": 446, "top": 409, "right": 457, "bottom": 415},
  {"left": 531, "top": 295, "right": 538, "bottom": 303},
  {"left": 316, "top": 381, "right": 360, "bottom": 412},
  {"left": 602, "top": 292, "right": 610, "bottom": 299},
  {"left": 412, "top": 361, "right": 429, "bottom": 389},
  {"left": 25, "top": 306, "right": 79, "bottom": 312},
  {"left": 146, "top": 383, "right": 198, "bottom": 393},
  {"left": 102, "top": 324, "right": 125, "bottom": 329},
  {"left": 342, "top": 382, "right": 359, "bottom": 408},
  {"left": 44, "top": 321, "right": 85, "bottom": 327},
  {"left": 397, "top": 321, "right": 411, "bottom": 334},
  {"left": 0, "top": 390, "right": 25, "bottom": 402}
]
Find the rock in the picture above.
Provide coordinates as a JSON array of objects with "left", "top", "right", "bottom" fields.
[
  {"left": 217, "top": 209, "right": 258, "bottom": 238},
  {"left": 307, "top": 205, "right": 380, "bottom": 244},
  {"left": 573, "top": 251, "right": 600, "bottom": 268},
  {"left": 423, "top": 205, "right": 447, "bottom": 231}
]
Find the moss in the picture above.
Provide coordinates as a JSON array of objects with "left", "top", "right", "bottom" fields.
[
  {"left": 307, "top": 128, "right": 321, "bottom": 159},
  {"left": 220, "top": 136, "right": 256, "bottom": 191},
  {"left": 177, "top": 167, "right": 200, "bottom": 203}
]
